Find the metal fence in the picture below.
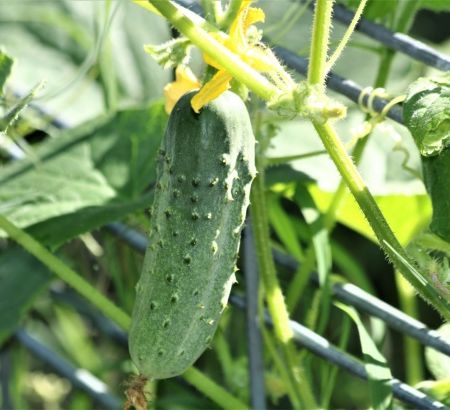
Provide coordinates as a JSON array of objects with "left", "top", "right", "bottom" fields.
[{"left": 2, "top": 1, "right": 450, "bottom": 409}]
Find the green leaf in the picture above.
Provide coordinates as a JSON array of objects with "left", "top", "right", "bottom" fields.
[
  {"left": 0, "top": 49, "right": 14, "bottom": 94},
  {"left": 53, "top": 304, "right": 103, "bottom": 372},
  {"left": 0, "top": 0, "right": 170, "bottom": 124},
  {"left": 425, "top": 323, "right": 450, "bottom": 381},
  {"left": 336, "top": 303, "right": 393, "bottom": 410},
  {"left": 1, "top": 81, "right": 45, "bottom": 130},
  {"left": 416, "top": 379, "right": 450, "bottom": 406},
  {"left": 294, "top": 184, "right": 331, "bottom": 286},
  {"left": 331, "top": 241, "right": 376, "bottom": 293},
  {"left": 0, "top": 102, "right": 167, "bottom": 247},
  {"left": 268, "top": 193, "right": 304, "bottom": 261},
  {"left": 308, "top": 184, "right": 432, "bottom": 246},
  {"left": 403, "top": 73, "right": 450, "bottom": 157},
  {"left": 27, "top": 193, "right": 154, "bottom": 248},
  {"left": 0, "top": 247, "right": 51, "bottom": 345}
]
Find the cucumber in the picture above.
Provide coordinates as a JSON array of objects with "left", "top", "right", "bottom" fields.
[
  {"left": 403, "top": 74, "right": 450, "bottom": 243},
  {"left": 129, "top": 91, "right": 256, "bottom": 379},
  {"left": 423, "top": 147, "right": 450, "bottom": 242}
]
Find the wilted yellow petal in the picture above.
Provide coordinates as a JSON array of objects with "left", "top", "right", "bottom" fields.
[
  {"left": 229, "top": 1, "right": 264, "bottom": 49},
  {"left": 229, "top": 1, "right": 252, "bottom": 49},
  {"left": 164, "top": 66, "right": 200, "bottom": 113},
  {"left": 243, "top": 7, "right": 265, "bottom": 31},
  {"left": 191, "top": 70, "right": 233, "bottom": 113}
]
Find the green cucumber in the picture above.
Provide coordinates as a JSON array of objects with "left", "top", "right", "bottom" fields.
[
  {"left": 422, "top": 147, "right": 450, "bottom": 242},
  {"left": 403, "top": 73, "right": 450, "bottom": 243},
  {"left": 129, "top": 91, "right": 256, "bottom": 379}
]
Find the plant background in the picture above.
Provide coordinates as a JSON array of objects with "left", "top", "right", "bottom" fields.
[{"left": 0, "top": 1, "right": 450, "bottom": 409}]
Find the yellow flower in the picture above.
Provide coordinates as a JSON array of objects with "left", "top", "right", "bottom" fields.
[
  {"left": 163, "top": 1, "right": 281, "bottom": 114},
  {"left": 191, "top": 1, "right": 269, "bottom": 113},
  {"left": 164, "top": 65, "right": 200, "bottom": 114}
]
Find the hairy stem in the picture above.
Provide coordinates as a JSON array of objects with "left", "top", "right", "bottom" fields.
[
  {"left": 251, "top": 168, "right": 317, "bottom": 409},
  {"left": 218, "top": 0, "right": 243, "bottom": 29},
  {"left": 307, "top": 0, "right": 334, "bottom": 91},
  {"left": 325, "top": 0, "right": 368, "bottom": 74}
]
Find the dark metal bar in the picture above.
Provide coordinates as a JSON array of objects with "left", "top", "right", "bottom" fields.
[
  {"left": 15, "top": 330, "right": 122, "bottom": 410},
  {"left": 242, "top": 222, "right": 266, "bottom": 410},
  {"left": 273, "top": 249, "right": 450, "bottom": 357},
  {"left": 332, "top": 2, "right": 450, "bottom": 72},
  {"left": 334, "top": 282, "right": 450, "bottom": 355},
  {"left": 288, "top": 317, "right": 447, "bottom": 410},
  {"left": 107, "top": 222, "right": 148, "bottom": 253}
]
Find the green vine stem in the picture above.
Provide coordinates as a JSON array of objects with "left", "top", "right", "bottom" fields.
[
  {"left": 217, "top": 0, "right": 243, "bottom": 30},
  {"left": 0, "top": 214, "right": 249, "bottom": 410},
  {"left": 395, "top": 272, "right": 423, "bottom": 384},
  {"left": 251, "top": 170, "right": 317, "bottom": 409},
  {"left": 183, "top": 367, "right": 249, "bottom": 410},
  {"left": 313, "top": 122, "right": 450, "bottom": 319},
  {"left": 396, "top": 0, "right": 422, "bottom": 33},
  {"left": 417, "top": 233, "right": 450, "bottom": 257},
  {"left": 324, "top": 0, "right": 367, "bottom": 74},
  {"left": 259, "top": 315, "right": 305, "bottom": 408},
  {"left": 287, "top": 46, "right": 396, "bottom": 312},
  {"left": 307, "top": 0, "right": 334, "bottom": 91},
  {"left": 306, "top": 0, "right": 449, "bottom": 322}
]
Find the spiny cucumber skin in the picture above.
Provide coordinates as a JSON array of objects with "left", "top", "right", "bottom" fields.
[{"left": 129, "top": 91, "right": 256, "bottom": 379}]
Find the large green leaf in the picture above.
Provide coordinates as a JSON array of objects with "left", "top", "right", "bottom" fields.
[
  {"left": 0, "top": 102, "right": 166, "bottom": 247},
  {"left": 0, "top": 0, "right": 170, "bottom": 124},
  {"left": 0, "top": 247, "right": 51, "bottom": 345},
  {"left": 308, "top": 184, "right": 432, "bottom": 246}
]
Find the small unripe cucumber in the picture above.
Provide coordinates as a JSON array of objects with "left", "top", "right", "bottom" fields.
[{"left": 129, "top": 91, "right": 256, "bottom": 379}]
